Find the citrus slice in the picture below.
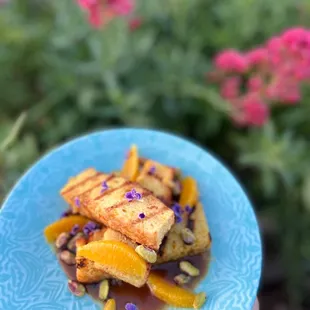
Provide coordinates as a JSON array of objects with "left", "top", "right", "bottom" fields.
[
  {"left": 121, "top": 144, "right": 139, "bottom": 181},
  {"left": 44, "top": 215, "right": 89, "bottom": 243},
  {"left": 147, "top": 272, "right": 198, "bottom": 308},
  {"left": 78, "top": 240, "right": 149, "bottom": 287},
  {"left": 103, "top": 298, "right": 116, "bottom": 310},
  {"left": 179, "top": 176, "right": 199, "bottom": 208}
]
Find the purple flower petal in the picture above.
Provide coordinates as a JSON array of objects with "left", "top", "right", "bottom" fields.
[
  {"left": 125, "top": 303, "right": 138, "bottom": 310},
  {"left": 125, "top": 189, "right": 142, "bottom": 202},
  {"left": 148, "top": 166, "right": 156, "bottom": 175},
  {"left": 101, "top": 181, "right": 109, "bottom": 193},
  {"left": 139, "top": 213, "right": 145, "bottom": 219},
  {"left": 135, "top": 192, "right": 142, "bottom": 200},
  {"left": 172, "top": 203, "right": 181, "bottom": 216},
  {"left": 175, "top": 215, "right": 182, "bottom": 223},
  {"left": 185, "top": 205, "right": 191, "bottom": 213},
  {"left": 70, "top": 224, "right": 80, "bottom": 236},
  {"left": 74, "top": 197, "right": 81, "bottom": 208}
]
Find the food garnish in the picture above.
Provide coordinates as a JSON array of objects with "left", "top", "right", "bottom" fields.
[
  {"left": 101, "top": 181, "right": 109, "bottom": 193},
  {"left": 59, "top": 250, "right": 75, "bottom": 265},
  {"left": 181, "top": 228, "right": 196, "bottom": 245},
  {"left": 179, "top": 176, "right": 198, "bottom": 208},
  {"left": 147, "top": 272, "right": 198, "bottom": 308},
  {"left": 78, "top": 240, "right": 149, "bottom": 287},
  {"left": 135, "top": 245, "right": 157, "bottom": 263},
  {"left": 174, "top": 274, "right": 191, "bottom": 286},
  {"left": 179, "top": 261, "right": 200, "bottom": 277},
  {"left": 103, "top": 299, "right": 116, "bottom": 310},
  {"left": 125, "top": 303, "right": 138, "bottom": 310},
  {"left": 125, "top": 188, "right": 142, "bottom": 202},
  {"left": 99, "top": 279, "right": 109, "bottom": 301},
  {"left": 121, "top": 144, "right": 139, "bottom": 181},
  {"left": 68, "top": 280, "right": 85, "bottom": 297},
  {"left": 44, "top": 215, "right": 89, "bottom": 242},
  {"left": 55, "top": 232, "right": 70, "bottom": 249}
]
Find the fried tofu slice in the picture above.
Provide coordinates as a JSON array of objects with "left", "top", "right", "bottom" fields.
[
  {"left": 76, "top": 202, "right": 211, "bottom": 283},
  {"left": 136, "top": 159, "right": 176, "bottom": 205},
  {"left": 157, "top": 202, "right": 211, "bottom": 263},
  {"left": 61, "top": 171, "right": 175, "bottom": 250}
]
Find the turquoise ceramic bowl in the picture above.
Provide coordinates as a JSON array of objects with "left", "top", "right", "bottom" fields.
[{"left": 0, "top": 129, "right": 261, "bottom": 310}]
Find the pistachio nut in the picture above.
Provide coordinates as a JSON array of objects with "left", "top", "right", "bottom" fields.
[
  {"left": 181, "top": 228, "right": 196, "bottom": 245},
  {"left": 193, "top": 292, "right": 207, "bottom": 309},
  {"left": 173, "top": 273, "right": 191, "bottom": 286},
  {"left": 135, "top": 245, "right": 157, "bottom": 263},
  {"left": 67, "top": 232, "right": 84, "bottom": 253},
  {"left": 179, "top": 261, "right": 200, "bottom": 277},
  {"left": 59, "top": 250, "right": 76, "bottom": 265},
  {"left": 55, "top": 232, "right": 70, "bottom": 249},
  {"left": 68, "top": 280, "right": 85, "bottom": 297},
  {"left": 99, "top": 279, "right": 109, "bottom": 301}
]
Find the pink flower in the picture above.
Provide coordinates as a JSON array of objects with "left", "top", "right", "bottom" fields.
[
  {"left": 247, "top": 75, "right": 264, "bottom": 92},
  {"left": 214, "top": 49, "right": 248, "bottom": 73},
  {"left": 242, "top": 94, "right": 269, "bottom": 126},
  {"left": 246, "top": 48, "right": 268, "bottom": 67},
  {"left": 107, "top": 0, "right": 134, "bottom": 15},
  {"left": 76, "top": 0, "right": 135, "bottom": 28},
  {"left": 129, "top": 17, "right": 142, "bottom": 31},
  {"left": 220, "top": 77, "right": 240, "bottom": 99}
]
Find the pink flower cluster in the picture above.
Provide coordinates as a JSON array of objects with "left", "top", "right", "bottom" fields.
[
  {"left": 77, "top": 0, "right": 134, "bottom": 28},
  {"left": 211, "top": 27, "right": 310, "bottom": 127}
]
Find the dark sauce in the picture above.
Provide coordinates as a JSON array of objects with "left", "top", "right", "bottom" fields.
[{"left": 58, "top": 251, "right": 210, "bottom": 310}]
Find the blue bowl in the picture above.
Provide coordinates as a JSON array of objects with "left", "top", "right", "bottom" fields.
[{"left": 0, "top": 129, "right": 261, "bottom": 310}]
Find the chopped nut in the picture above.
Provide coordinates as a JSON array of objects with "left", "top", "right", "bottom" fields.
[
  {"left": 179, "top": 261, "right": 200, "bottom": 277},
  {"left": 135, "top": 245, "right": 157, "bottom": 263},
  {"left": 68, "top": 280, "right": 85, "bottom": 297},
  {"left": 59, "top": 250, "right": 76, "bottom": 265},
  {"left": 75, "top": 236, "right": 87, "bottom": 248},
  {"left": 193, "top": 292, "right": 207, "bottom": 309},
  {"left": 99, "top": 279, "right": 109, "bottom": 301},
  {"left": 173, "top": 274, "right": 191, "bottom": 285},
  {"left": 181, "top": 228, "right": 196, "bottom": 245},
  {"left": 172, "top": 181, "right": 182, "bottom": 196},
  {"left": 67, "top": 232, "right": 84, "bottom": 253},
  {"left": 55, "top": 232, "right": 70, "bottom": 249}
]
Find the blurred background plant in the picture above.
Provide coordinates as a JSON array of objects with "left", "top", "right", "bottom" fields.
[{"left": 1, "top": 0, "right": 310, "bottom": 309}]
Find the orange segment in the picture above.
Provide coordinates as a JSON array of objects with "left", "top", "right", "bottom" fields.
[
  {"left": 179, "top": 176, "right": 199, "bottom": 208},
  {"left": 121, "top": 145, "right": 139, "bottom": 181},
  {"left": 78, "top": 240, "right": 149, "bottom": 287},
  {"left": 44, "top": 215, "right": 89, "bottom": 243},
  {"left": 147, "top": 272, "right": 196, "bottom": 308},
  {"left": 103, "top": 299, "right": 116, "bottom": 310}
]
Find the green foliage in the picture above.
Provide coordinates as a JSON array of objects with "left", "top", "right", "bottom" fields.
[{"left": 1, "top": 0, "right": 310, "bottom": 307}]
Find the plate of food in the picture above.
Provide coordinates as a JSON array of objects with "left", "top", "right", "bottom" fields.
[{"left": 0, "top": 128, "right": 261, "bottom": 310}]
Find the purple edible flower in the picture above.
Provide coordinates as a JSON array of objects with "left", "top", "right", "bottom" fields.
[
  {"left": 70, "top": 224, "right": 80, "bottom": 236},
  {"left": 172, "top": 203, "right": 181, "bottom": 216},
  {"left": 172, "top": 203, "right": 183, "bottom": 223},
  {"left": 139, "top": 213, "right": 145, "bottom": 219},
  {"left": 175, "top": 215, "right": 183, "bottom": 223},
  {"left": 125, "top": 303, "right": 138, "bottom": 310},
  {"left": 74, "top": 197, "right": 80, "bottom": 208},
  {"left": 101, "top": 181, "right": 109, "bottom": 193},
  {"left": 83, "top": 221, "right": 98, "bottom": 236},
  {"left": 125, "top": 189, "right": 142, "bottom": 202},
  {"left": 148, "top": 166, "right": 156, "bottom": 175},
  {"left": 185, "top": 205, "right": 191, "bottom": 213}
]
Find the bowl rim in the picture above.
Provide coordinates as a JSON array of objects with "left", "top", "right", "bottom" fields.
[{"left": 0, "top": 128, "right": 262, "bottom": 309}]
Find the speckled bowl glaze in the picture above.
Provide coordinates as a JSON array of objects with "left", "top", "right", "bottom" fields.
[{"left": 0, "top": 129, "right": 261, "bottom": 310}]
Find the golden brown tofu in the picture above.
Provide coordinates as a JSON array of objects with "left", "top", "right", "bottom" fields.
[{"left": 61, "top": 171, "right": 175, "bottom": 250}]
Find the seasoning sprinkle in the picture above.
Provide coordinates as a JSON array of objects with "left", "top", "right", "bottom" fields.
[
  {"left": 74, "top": 197, "right": 81, "bottom": 208},
  {"left": 125, "top": 189, "right": 142, "bottom": 202},
  {"left": 125, "top": 303, "right": 138, "bottom": 310},
  {"left": 139, "top": 213, "right": 145, "bottom": 219},
  {"left": 70, "top": 224, "right": 80, "bottom": 236},
  {"left": 101, "top": 181, "right": 109, "bottom": 193}
]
